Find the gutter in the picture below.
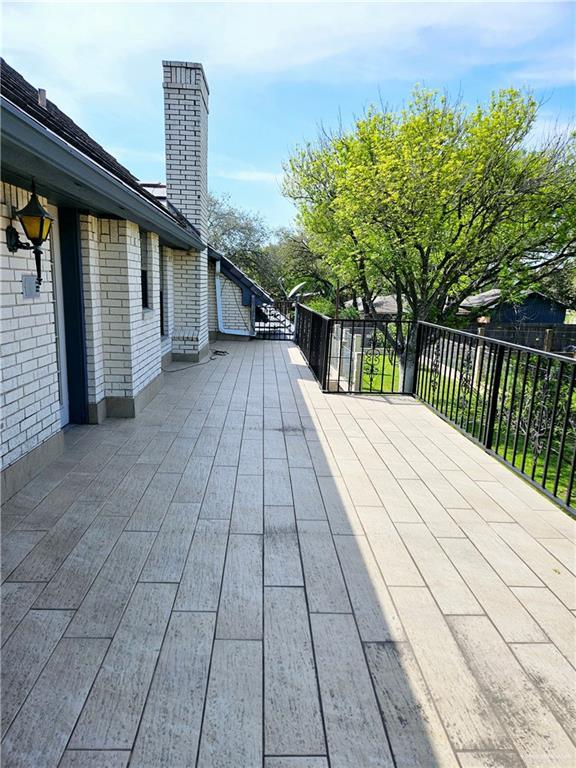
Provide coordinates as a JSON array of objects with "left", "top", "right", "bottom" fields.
[
  {"left": 1, "top": 98, "right": 205, "bottom": 252},
  {"left": 215, "top": 258, "right": 254, "bottom": 337}
]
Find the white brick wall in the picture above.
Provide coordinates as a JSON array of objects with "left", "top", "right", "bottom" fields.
[
  {"left": 98, "top": 219, "right": 161, "bottom": 398},
  {"left": 207, "top": 258, "right": 253, "bottom": 335},
  {"left": 160, "top": 246, "right": 175, "bottom": 358},
  {"left": 208, "top": 260, "right": 218, "bottom": 332},
  {"left": 221, "top": 276, "right": 252, "bottom": 332},
  {"left": 80, "top": 214, "right": 105, "bottom": 404},
  {"left": 0, "top": 182, "right": 61, "bottom": 470}
]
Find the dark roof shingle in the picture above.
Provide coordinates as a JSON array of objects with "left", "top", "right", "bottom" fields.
[{"left": 0, "top": 58, "right": 201, "bottom": 242}]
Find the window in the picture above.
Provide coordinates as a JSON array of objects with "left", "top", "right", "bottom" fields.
[{"left": 140, "top": 228, "right": 151, "bottom": 309}]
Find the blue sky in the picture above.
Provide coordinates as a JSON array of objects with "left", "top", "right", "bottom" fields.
[{"left": 3, "top": 1, "right": 575, "bottom": 229}]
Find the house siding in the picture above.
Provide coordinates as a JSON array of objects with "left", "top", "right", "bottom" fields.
[{"left": 0, "top": 181, "right": 61, "bottom": 471}]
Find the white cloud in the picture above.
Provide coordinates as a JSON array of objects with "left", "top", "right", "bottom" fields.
[
  {"left": 216, "top": 169, "right": 283, "bottom": 184},
  {"left": 2, "top": 0, "right": 572, "bottom": 111}
]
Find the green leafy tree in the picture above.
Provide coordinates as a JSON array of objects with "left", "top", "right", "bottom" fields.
[
  {"left": 207, "top": 192, "right": 283, "bottom": 293},
  {"left": 284, "top": 88, "right": 576, "bottom": 386}
]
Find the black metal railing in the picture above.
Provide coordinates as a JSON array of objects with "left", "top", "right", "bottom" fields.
[
  {"left": 324, "top": 319, "right": 416, "bottom": 393},
  {"left": 474, "top": 323, "right": 576, "bottom": 357},
  {"left": 415, "top": 322, "right": 576, "bottom": 511},
  {"left": 294, "top": 304, "right": 331, "bottom": 386},
  {"left": 255, "top": 300, "right": 295, "bottom": 340}
]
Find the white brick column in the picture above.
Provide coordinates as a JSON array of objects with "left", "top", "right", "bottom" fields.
[
  {"left": 80, "top": 214, "right": 105, "bottom": 421},
  {"left": 163, "top": 60, "right": 210, "bottom": 360},
  {"left": 98, "top": 219, "right": 162, "bottom": 417}
]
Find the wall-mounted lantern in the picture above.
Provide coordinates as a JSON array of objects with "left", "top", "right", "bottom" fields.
[{"left": 5, "top": 180, "right": 54, "bottom": 289}]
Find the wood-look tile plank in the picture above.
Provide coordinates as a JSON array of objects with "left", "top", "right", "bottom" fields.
[
  {"left": 397, "top": 479, "right": 464, "bottom": 537},
  {"left": 264, "top": 429, "right": 287, "bottom": 459},
  {"left": 368, "top": 468, "right": 422, "bottom": 522},
  {"left": 216, "top": 534, "right": 262, "bottom": 639},
  {"left": 16, "top": 472, "right": 95, "bottom": 531},
  {"left": 79, "top": 456, "right": 137, "bottom": 503},
  {"left": 100, "top": 463, "right": 157, "bottom": 516},
  {"left": 355, "top": 506, "right": 424, "bottom": 586},
  {"left": 265, "top": 759, "right": 328, "bottom": 768},
  {"left": 158, "top": 436, "right": 197, "bottom": 473},
  {"left": 311, "top": 613, "right": 394, "bottom": 768},
  {"left": 439, "top": 538, "right": 546, "bottom": 642},
  {"left": 173, "top": 455, "right": 214, "bottom": 503},
  {"left": 33, "top": 515, "right": 127, "bottom": 609},
  {"left": 298, "top": 525, "right": 350, "bottom": 613},
  {"left": 130, "top": 611, "right": 214, "bottom": 766},
  {"left": 192, "top": 427, "right": 223, "bottom": 457},
  {"left": 66, "top": 531, "right": 155, "bottom": 638},
  {"left": 238, "top": 438, "right": 263, "bottom": 475},
  {"left": 59, "top": 751, "right": 130, "bottom": 767},
  {"left": 264, "top": 506, "right": 302, "bottom": 586},
  {"left": 492, "top": 523, "right": 576, "bottom": 609},
  {"left": 511, "top": 586, "right": 576, "bottom": 666},
  {"left": 458, "top": 523, "right": 543, "bottom": 587},
  {"left": 317, "top": 476, "right": 363, "bottom": 534},
  {"left": 175, "top": 518, "right": 229, "bottom": 611},
  {"left": 1, "top": 530, "right": 45, "bottom": 582},
  {"left": 231, "top": 474, "right": 263, "bottom": 534},
  {"left": 337, "top": 459, "right": 382, "bottom": 506},
  {"left": 334, "top": 535, "right": 404, "bottom": 641},
  {"left": 125, "top": 472, "right": 180, "bottom": 531},
  {"left": 537, "top": 537, "right": 576, "bottom": 574},
  {"left": 390, "top": 587, "right": 508, "bottom": 751},
  {"left": 264, "top": 587, "right": 325, "bottom": 755},
  {"left": 285, "top": 433, "right": 313, "bottom": 467},
  {"left": 456, "top": 751, "right": 525, "bottom": 768},
  {"left": 511, "top": 643, "right": 576, "bottom": 743},
  {"left": 478, "top": 482, "right": 563, "bottom": 538},
  {"left": 200, "top": 466, "right": 237, "bottom": 519},
  {"left": 441, "top": 472, "right": 512, "bottom": 522},
  {"left": 70, "top": 583, "right": 176, "bottom": 750},
  {"left": 1, "top": 609, "right": 73, "bottom": 735},
  {"left": 449, "top": 615, "right": 576, "bottom": 768},
  {"left": 140, "top": 502, "right": 199, "bottom": 582},
  {"left": 365, "top": 642, "right": 459, "bottom": 768},
  {"left": 0, "top": 582, "right": 45, "bottom": 645},
  {"left": 1, "top": 638, "right": 109, "bottom": 768},
  {"left": 197, "top": 640, "right": 262, "bottom": 767},
  {"left": 214, "top": 428, "right": 243, "bottom": 466},
  {"left": 135, "top": 430, "right": 176, "bottom": 465},
  {"left": 265, "top": 458, "right": 293, "bottom": 506},
  {"left": 290, "top": 467, "right": 326, "bottom": 520},
  {"left": 8, "top": 501, "right": 101, "bottom": 582}
]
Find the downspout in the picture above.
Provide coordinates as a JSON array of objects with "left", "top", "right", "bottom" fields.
[{"left": 215, "top": 258, "right": 253, "bottom": 336}]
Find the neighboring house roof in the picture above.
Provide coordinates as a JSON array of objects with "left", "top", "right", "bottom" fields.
[
  {"left": 208, "top": 246, "right": 273, "bottom": 306},
  {"left": 459, "top": 289, "right": 570, "bottom": 313},
  {"left": 0, "top": 58, "right": 203, "bottom": 251},
  {"left": 347, "top": 289, "right": 568, "bottom": 317},
  {"left": 345, "top": 295, "right": 400, "bottom": 315}
]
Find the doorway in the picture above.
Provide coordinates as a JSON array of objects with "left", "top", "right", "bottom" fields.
[
  {"left": 56, "top": 207, "right": 89, "bottom": 424},
  {"left": 48, "top": 205, "right": 69, "bottom": 426}
]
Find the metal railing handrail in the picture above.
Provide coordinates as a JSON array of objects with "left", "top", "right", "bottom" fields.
[
  {"left": 418, "top": 321, "right": 576, "bottom": 364},
  {"left": 296, "top": 303, "right": 333, "bottom": 321}
]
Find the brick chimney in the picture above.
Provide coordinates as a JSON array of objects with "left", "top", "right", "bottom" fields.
[
  {"left": 162, "top": 60, "right": 209, "bottom": 242},
  {"left": 162, "top": 61, "right": 210, "bottom": 360}
]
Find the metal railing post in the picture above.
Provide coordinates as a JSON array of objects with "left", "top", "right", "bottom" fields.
[{"left": 484, "top": 344, "right": 505, "bottom": 450}]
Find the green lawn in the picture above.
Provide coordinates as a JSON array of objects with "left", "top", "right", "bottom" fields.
[{"left": 360, "top": 353, "right": 401, "bottom": 392}]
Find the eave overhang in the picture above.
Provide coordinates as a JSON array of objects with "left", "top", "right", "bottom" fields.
[
  {"left": 208, "top": 246, "right": 273, "bottom": 306},
  {"left": 1, "top": 97, "right": 204, "bottom": 252}
]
